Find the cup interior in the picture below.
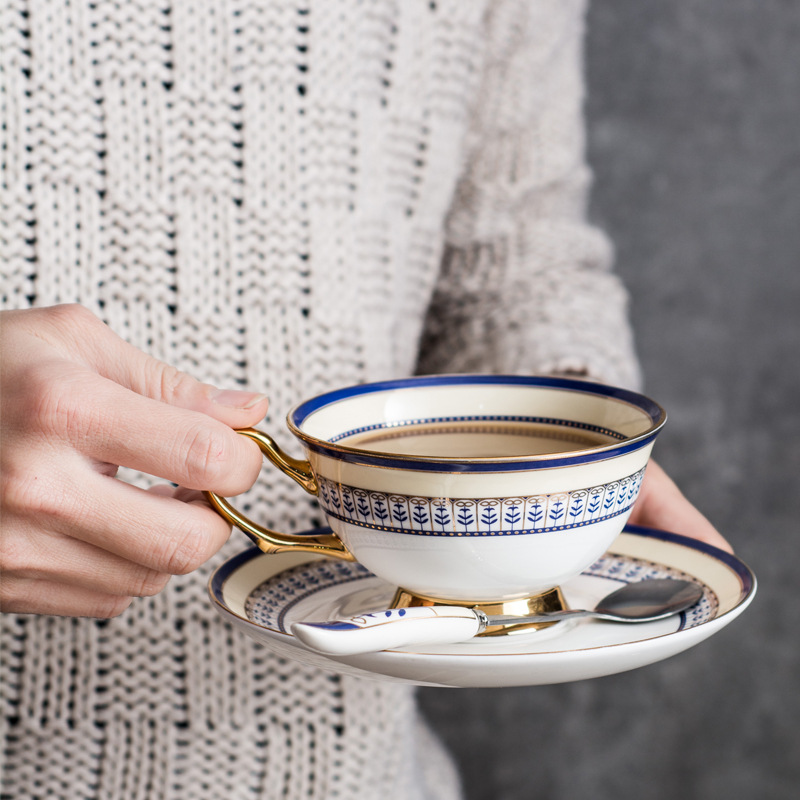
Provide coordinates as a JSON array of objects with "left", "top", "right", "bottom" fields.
[{"left": 289, "top": 375, "right": 665, "bottom": 464}]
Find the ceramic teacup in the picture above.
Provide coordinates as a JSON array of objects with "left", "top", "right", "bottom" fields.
[{"left": 207, "top": 375, "right": 666, "bottom": 604}]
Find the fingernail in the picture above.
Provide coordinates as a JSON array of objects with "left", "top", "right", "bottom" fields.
[{"left": 210, "top": 388, "right": 269, "bottom": 409}]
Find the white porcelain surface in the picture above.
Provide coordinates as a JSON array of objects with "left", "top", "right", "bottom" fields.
[
  {"left": 209, "top": 525, "right": 756, "bottom": 688},
  {"left": 331, "top": 509, "right": 641, "bottom": 601}
]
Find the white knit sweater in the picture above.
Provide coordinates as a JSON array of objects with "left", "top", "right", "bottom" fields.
[{"left": 1, "top": 1, "right": 639, "bottom": 797}]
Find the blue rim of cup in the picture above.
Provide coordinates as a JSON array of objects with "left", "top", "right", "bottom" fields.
[{"left": 286, "top": 375, "right": 667, "bottom": 473}]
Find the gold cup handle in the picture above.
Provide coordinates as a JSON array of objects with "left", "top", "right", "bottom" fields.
[{"left": 205, "top": 428, "right": 354, "bottom": 560}]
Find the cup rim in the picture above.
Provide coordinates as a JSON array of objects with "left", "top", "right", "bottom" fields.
[{"left": 286, "top": 374, "right": 667, "bottom": 472}]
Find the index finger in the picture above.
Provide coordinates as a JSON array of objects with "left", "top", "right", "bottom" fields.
[{"left": 52, "top": 368, "right": 265, "bottom": 495}]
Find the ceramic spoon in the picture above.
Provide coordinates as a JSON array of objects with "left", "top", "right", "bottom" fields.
[{"left": 291, "top": 578, "right": 704, "bottom": 656}]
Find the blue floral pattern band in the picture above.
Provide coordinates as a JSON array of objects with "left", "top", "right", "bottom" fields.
[{"left": 316, "top": 467, "right": 646, "bottom": 537}]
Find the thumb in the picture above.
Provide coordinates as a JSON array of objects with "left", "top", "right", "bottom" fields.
[{"left": 54, "top": 304, "right": 270, "bottom": 427}]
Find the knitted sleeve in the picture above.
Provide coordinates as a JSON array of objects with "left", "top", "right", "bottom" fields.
[{"left": 416, "top": 0, "right": 641, "bottom": 390}]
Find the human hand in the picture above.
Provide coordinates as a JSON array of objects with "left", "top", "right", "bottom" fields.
[
  {"left": 1, "top": 305, "right": 270, "bottom": 617},
  {"left": 628, "top": 460, "right": 733, "bottom": 553}
]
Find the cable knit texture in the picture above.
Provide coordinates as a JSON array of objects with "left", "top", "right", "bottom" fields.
[{"left": 1, "top": 0, "right": 639, "bottom": 797}]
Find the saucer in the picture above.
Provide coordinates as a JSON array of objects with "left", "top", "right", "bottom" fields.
[{"left": 208, "top": 524, "right": 756, "bottom": 688}]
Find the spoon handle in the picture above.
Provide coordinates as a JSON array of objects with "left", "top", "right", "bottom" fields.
[
  {"left": 292, "top": 606, "right": 482, "bottom": 656},
  {"left": 487, "top": 608, "right": 594, "bottom": 625}
]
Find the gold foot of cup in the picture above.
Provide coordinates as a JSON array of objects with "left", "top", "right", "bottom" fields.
[{"left": 390, "top": 587, "right": 568, "bottom": 636}]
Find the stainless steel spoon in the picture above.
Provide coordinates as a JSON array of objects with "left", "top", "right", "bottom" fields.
[{"left": 291, "top": 578, "right": 704, "bottom": 656}]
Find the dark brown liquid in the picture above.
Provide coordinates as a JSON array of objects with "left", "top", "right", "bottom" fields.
[{"left": 341, "top": 420, "right": 616, "bottom": 458}]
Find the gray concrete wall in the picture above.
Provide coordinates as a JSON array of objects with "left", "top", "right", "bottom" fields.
[{"left": 419, "top": 2, "right": 800, "bottom": 797}]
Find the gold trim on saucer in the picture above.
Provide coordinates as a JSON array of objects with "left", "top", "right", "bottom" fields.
[{"left": 390, "top": 586, "right": 568, "bottom": 636}]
